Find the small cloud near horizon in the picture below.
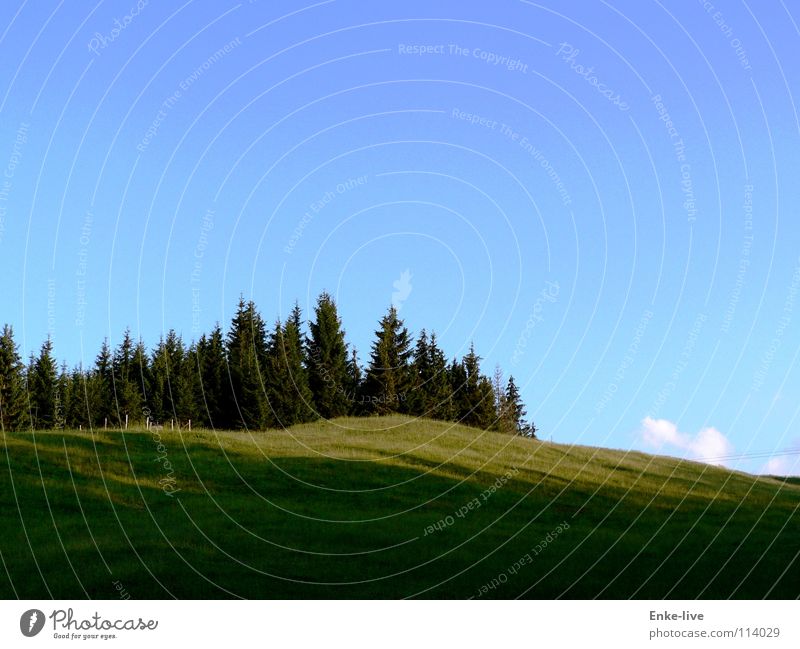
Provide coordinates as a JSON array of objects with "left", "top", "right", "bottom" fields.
[
  {"left": 639, "top": 416, "right": 734, "bottom": 466},
  {"left": 759, "top": 439, "right": 800, "bottom": 477}
]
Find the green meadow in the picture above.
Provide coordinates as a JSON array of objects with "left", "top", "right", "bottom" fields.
[{"left": 1, "top": 416, "right": 798, "bottom": 599}]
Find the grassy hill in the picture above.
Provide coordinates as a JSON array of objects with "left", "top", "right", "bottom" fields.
[{"left": 1, "top": 416, "right": 798, "bottom": 599}]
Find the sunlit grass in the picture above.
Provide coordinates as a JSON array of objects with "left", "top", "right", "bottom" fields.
[{"left": 1, "top": 416, "right": 798, "bottom": 598}]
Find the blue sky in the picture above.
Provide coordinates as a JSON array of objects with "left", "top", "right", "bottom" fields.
[{"left": 1, "top": 0, "right": 799, "bottom": 474}]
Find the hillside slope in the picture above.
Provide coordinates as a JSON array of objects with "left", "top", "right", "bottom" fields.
[{"left": 1, "top": 416, "right": 798, "bottom": 598}]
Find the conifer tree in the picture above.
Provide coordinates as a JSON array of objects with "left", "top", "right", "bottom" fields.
[
  {"left": 265, "top": 312, "right": 315, "bottom": 427},
  {"left": 455, "top": 343, "right": 496, "bottom": 429},
  {"left": 195, "top": 324, "right": 228, "bottom": 428},
  {"left": 177, "top": 341, "right": 200, "bottom": 424},
  {"left": 55, "top": 362, "right": 69, "bottom": 429},
  {"left": 150, "top": 330, "right": 189, "bottom": 426},
  {"left": 363, "top": 306, "right": 413, "bottom": 415},
  {"left": 492, "top": 364, "right": 508, "bottom": 432},
  {"left": 90, "top": 339, "right": 114, "bottom": 427},
  {"left": 505, "top": 376, "right": 535, "bottom": 437},
  {"left": 131, "top": 338, "right": 151, "bottom": 420},
  {"left": 346, "top": 347, "right": 363, "bottom": 414},
  {"left": 28, "top": 337, "right": 59, "bottom": 429},
  {"left": 425, "top": 333, "right": 454, "bottom": 420},
  {"left": 226, "top": 298, "right": 270, "bottom": 429},
  {"left": 112, "top": 329, "right": 141, "bottom": 426},
  {"left": 408, "top": 329, "right": 431, "bottom": 416},
  {"left": 306, "top": 292, "right": 349, "bottom": 418},
  {"left": 284, "top": 304, "right": 315, "bottom": 423},
  {"left": 0, "top": 325, "right": 27, "bottom": 431},
  {"left": 448, "top": 357, "right": 469, "bottom": 421},
  {"left": 64, "top": 366, "right": 87, "bottom": 428}
]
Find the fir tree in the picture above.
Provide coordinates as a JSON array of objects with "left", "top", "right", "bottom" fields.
[
  {"left": 283, "top": 304, "right": 315, "bottom": 423},
  {"left": 456, "top": 343, "right": 496, "bottom": 429},
  {"left": 55, "top": 362, "right": 69, "bottom": 429},
  {"left": 28, "top": 337, "right": 59, "bottom": 429},
  {"left": 425, "top": 333, "right": 454, "bottom": 420},
  {"left": 0, "top": 325, "right": 27, "bottom": 431},
  {"left": 492, "top": 364, "right": 508, "bottom": 432},
  {"left": 448, "top": 357, "right": 469, "bottom": 422},
  {"left": 363, "top": 306, "right": 413, "bottom": 415},
  {"left": 265, "top": 313, "right": 315, "bottom": 428},
  {"left": 150, "top": 330, "right": 189, "bottom": 426},
  {"left": 226, "top": 298, "right": 270, "bottom": 429},
  {"left": 177, "top": 341, "right": 200, "bottom": 424},
  {"left": 408, "top": 329, "right": 431, "bottom": 416},
  {"left": 64, "top": 366, "right": 87, "bottom": 428},
  {"left": 131, "top": 338, "right": 151, "bottom": 421},
  {"left": 505, "top": 376, "right": 535, "bottom": 437},
  {"left": 346, "top": 347, "right": 363, "bottom": 414},
  {"left": 112, "top": 329, "right": 141, "bottom": 426},
  {"left": 91, "top": 339, "right": 114, "bottom": 427},
  {"left": 195, "top": 324, "right": 228, "bottom": 428},
  {"left": 306, "top": 292, "right": 349, "bottom": 418}
]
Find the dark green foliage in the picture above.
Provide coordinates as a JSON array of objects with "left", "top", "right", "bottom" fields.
[
  {"left": 409, "top": 330, "right": 454, "bottom": 420},
  {"left": 90, "top": 339, "right": 114, "bottom": 427},
  {"left": 1, "top": 293, "right": 531, "bottom": 434},
  {"left": 346, "top": 348, "right": 363, "bottom": 415},
  {"left": 149, "top": 330, "right": 190, "bottom": 427},
  {"left": 505, "top": 375, "right": 535, "bottom": 437},
  {"left": 265, "top": 307, "right": 315, "bottom": 427},
  {"left": 195, "top": 324, "right": 228, "bottom": 428},
  {"left": 448, "top": 357, "right": 469, "bottom": 422},
  {"left": 363, "top": 306, "right": 413, "bottom": 415},
  {"left": 306, "top": 292, "right": 349, "bottom": 418},
  {"left": 112, "top": 329, "right": 142, "bottom": 426},
  {"left": 452, "top": 343, "right": 496, "bottom": 429},
  {"left": 131, "top": 339, "right": 151, "bottom": 418},
  {"left": 226, "top": 298, "right": 270, "bottom": 429},
  {"left": 64, "top": 366, "right": 87, "bottom": 428},
  {"left": 0, "top": 325, "right": 27, "bottom": 431},
  {"left": 28, "top": 337, "right": 59, "bottom": 429}
]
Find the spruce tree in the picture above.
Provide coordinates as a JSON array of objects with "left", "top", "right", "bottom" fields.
[
  {"left": 408, "top": 329, "right": 431, "bottom": 416},
  {"left": 65, "top": 366, "right": 87, "bottom": 428},
  {"left": 505, "top": 376, "right": 535, "bottom": 437},
  {"left": 112, "top": 329, "right": 141, "bottom": 426},
  {"left": 448, "top": 357, "right": 469, "bottom": 422},
  {"left": 132, "top": 338, "right": 151, "bottom": 421},
  {"left": 55, "top": 362, "right": 69, "bottom": 429},
  {"left": 426, "top": 333, "right": 454, "bottom": 420},
  {"left": 226, "top": 298, "right": 270, "bottom": 429},
  {"left": 492, "top": 365, "right": 508, "bottom": 432},
  {"left": 306, "top": 292, "right": 349, "bottom": 418},
  {"left": 149, "top": 330, "right": 189, "bottom": 426},
  {"left": 346, "top": 347, "right": 363, "bottom": 414},
  {"left": 177, "top": 341, "right": 200, "bottom": 424},
  {"left": 0, "top": 325, "right": 27, "bottom": 431},
  {"left": 363, "top": 306, "right": 413, "bottom": 415},
  {"left": 195, "top": 324, "right": 228, "bottom": 428},
  {"left": 28, "top": 337, "right": 59, "bottom": 429},
  {"left": 91, "top": 339, "right": 114, "bottom": 427},
  {"left": 267, "top": 305, "right": 315, "bottom": 426},
  {"left": 456, "top": 343, "right": 496, "bottom": 429}
]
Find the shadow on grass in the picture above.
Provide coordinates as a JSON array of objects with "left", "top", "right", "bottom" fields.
[{"left": 1, "top": 431, "right": 798, "bottom": 599}]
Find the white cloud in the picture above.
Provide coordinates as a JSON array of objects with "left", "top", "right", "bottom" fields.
[
  {"left": 759, "top": 454, "right": 800, "bottom": 477},
  {"left": 640, "top": 417, "right": 734, "bottom": 466}
]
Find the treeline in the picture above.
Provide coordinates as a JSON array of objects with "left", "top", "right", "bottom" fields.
[{"left": 0, "top": 293, "right": 535, "bottom": 436}]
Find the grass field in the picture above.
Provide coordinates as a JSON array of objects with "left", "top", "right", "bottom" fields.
[{"left": 1, "top": 416, "right": 798, "bottom": 599}]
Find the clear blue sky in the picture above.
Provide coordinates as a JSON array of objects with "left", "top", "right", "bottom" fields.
[{"left": 1, "top": 0, "right": 799, "bottom": 474}]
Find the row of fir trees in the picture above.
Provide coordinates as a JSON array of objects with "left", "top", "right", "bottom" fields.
[{"left": 0, "top": 293, "right": 535, "bottom": 436}]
